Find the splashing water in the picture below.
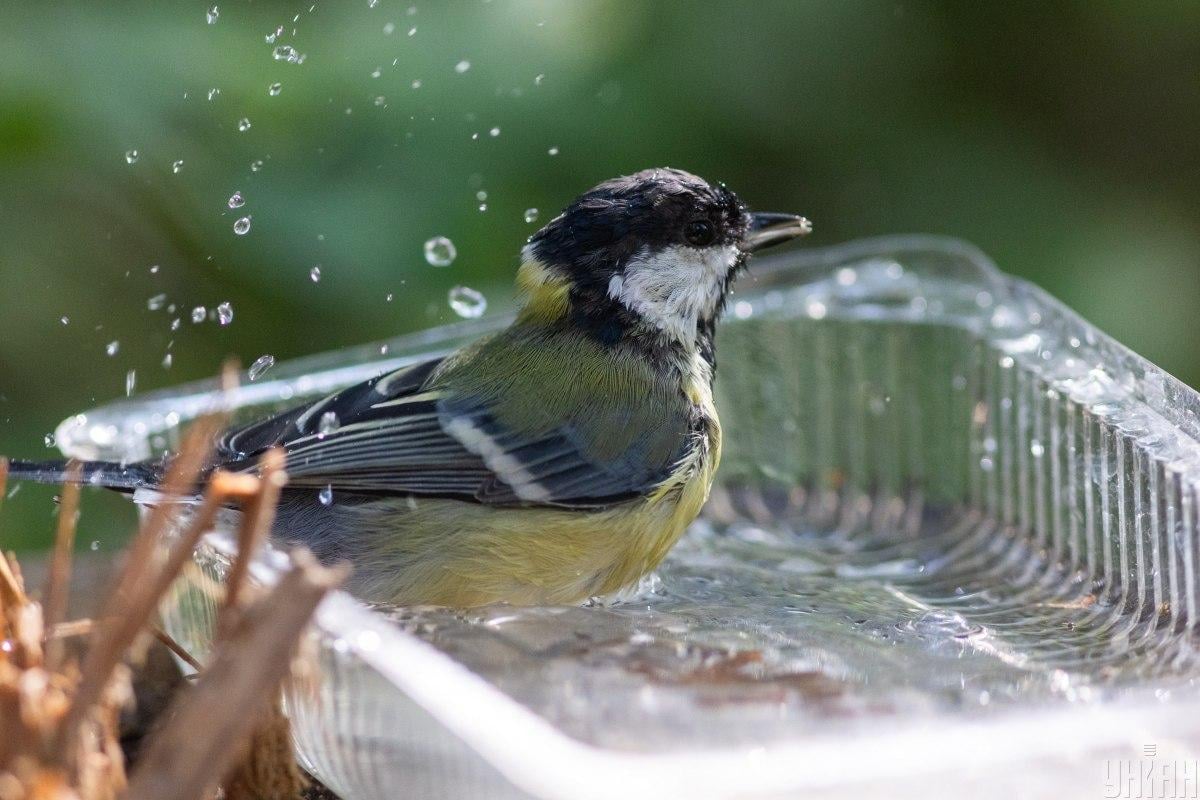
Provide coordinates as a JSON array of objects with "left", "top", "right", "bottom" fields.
[
  {"left": 227, "top": 191, "right": 245, "bottom": 209},
  {"left": 237, "top": 117, "right": 252, "bottom": 132},
  {"left": 424, "top": 236, "right": 456, "bottom": 267},
  {"left": 125, "top": 370, "right": 137, "bottom": 397},
  {"left": 318, "top": 485, "right": 334, "bottom": 506},
  {"left": 104, "top": 341, "right": 119, "bottom": 356},
  {"left": 524, "top": 208, "right": 539, "bottom": 223},
  {"left": 216, "top": 301, "right": 234, "bottom": 326},
  {"left": 205, "top": 5, "right": 219, "bottom": 24},
  {"left": 448, "top": 286, "right": 487, "bottom": 318},
  {"left": 172, "top": 160, "right": 184, "bottom": 174},
  {"left": 268, "top": 82, "right": 282, "bottom": 96},
  {"left": 310, "top": 265, "right": 322, "bottom": 283},
  {"left": 147, "top": 293, "right": 167, "bottom": 311},
  {"left": 191, "top": 306, "right": 206, "bottom": 323},
  {"left": 318, "top": 411, "right": 340, "bottom": 436},
  {"left": 233, "top": 216, "right": 252, "bottom": 235},
  {"left": 248, "top": 354, "right": 276, "bottom": 381},
  {"left": 124, "top": 150, "right": 139, "bottom": 164},
  {"left": 43, "top": 433, "right": 56, "bottom": 448}
]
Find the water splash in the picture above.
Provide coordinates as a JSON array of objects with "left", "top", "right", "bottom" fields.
[
  {"left": 227, "top": 191, "right": 245, "bottom": 209},
  {"left": 423, "top": 236, "right": 456, "bottom": 267},
  {"left": 124, "top": 150, "right": 139, "bottom": 164},
  {"left": 205, "top": 5, "right": 219, "bottom": 24},
  {"left": 248, "top": 354, "right": 276, "bottom": 381},
  {"left": 523, "top": 208, "right": 539, "bottom": 223},
  {"left": 216, "top": 301, "right": 234, "bottom": 326},
  {"left": 448, "top": 286, "right": 486, "bottom": 318},
  {"left": 233, "top": 216, "right": 252, "bottom": 235},
  {"left": 309, "top": 265, "right": 322, "bottom": 283}
]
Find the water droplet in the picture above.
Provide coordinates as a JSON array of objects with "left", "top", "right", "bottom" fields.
[
  {"left": 273, "top": 44, "right": 300, "bottom": 62},
  {"left": 216, "top": 301, "right": 234, "bottom": 325},
  {"left": 227, "top": 191, "right": 244, "bottom": 209},
  {"left": 407, "top": 26, "right": 417, "bottom": 36},
  {"left": 454, "top": 60, "right": 471, "bottom": 74},
  {"left": 371, "top": 66, "right": 383, "bottom": 78},
  {"left": 206, "top": 5, "right": 219, "bottom": 24},
  {"left": 476, "top": 190, "right": 488, "bottom": 202},
  {"left": 309, "top": 265, "right": 322, "bottom": 282},
  {"left": 448, "top": 285, "right": 486, "bottom": 318},
  {"left": 89, "top": 540, "right": 100, "bottom": 551},
  {"left": 103, "top": 340, "right": 119, "bottom": 357},
  {"left": 488, "top": 127, "right": 500, "bottom": 137},
  {"left": 383, "top": 22, "right": 396, "bottom": 34},
  {"left": 534, "top": 73, "right": 545, "bottom": 86},
  {"left": 172, "top": 160, "right": 184, "bottom": 174},
  {"left": 124, "top": 149, "right": 139, "bottom": 164},
  {"left": 162, "top": 353, "right": 174, "bottom": 369},
  {"left": 147, "top": 293, "right": 167, "bottom": 311},
  {"left": 248, "top": 354, "right": 276, "bottom": 381},
  {"left": 547, "top": 146, "right": 559, "bottom": 156},
  {"left": 237, "top": 117, "right": 252, "bottom": 132},
  {"left": 170, "top": 318, "right": 181, "bottom": 331},
  {"left": 268, "top": 82, "right": 282, "bottom": 96},
  {"left": 250, "top": 159, "right": 264, "bottom": 172},
  {"left": 385, "top": 293, "right": 394, "bottom": 302},
  {"left": 233, "top": 216, "right": 252, "bottom": 235},
  {"left": 44, "top": 433, "right": 56, "bottom": 448},
  {"left": 477, "top": 203, "right": 487, "bottom": 212},
  {"left": 125, "top": 370, "right": 137, "bottom": 397},
  {"left": 191, "top": 306, "right": 207, "bottom": 323},
  {"left": 318, "top": 411, "right": 340, "bottom": 435},
  {"left": 410, "top": 79, "right": 422, "bottom": 89},
  {"left": 423, "top": 236, "right": 456, "bottom": 267},
  {"left": 60, "top": 316, "right": 69, "bottom": 325},
  {"left": 318, "top": 484, "right": 333, "bottom": 505},
  {"left": 374, "top": 95, "right": 387, "bottom": 106},
  {"left": 523, "top": 208, "right": 539, "bottom": 223},
  {"left": 368, "top": 0, "right": 378, "bottom": 7},
  {"left": 1030, "top": 441, "right": 1045, "bottom": 458}
]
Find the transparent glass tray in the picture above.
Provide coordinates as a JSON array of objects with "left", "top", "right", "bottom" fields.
[{"left": 59, "top": 236, "right": 1200, "bottom": 798}]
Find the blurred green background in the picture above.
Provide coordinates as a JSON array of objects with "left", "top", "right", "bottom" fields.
[{"left": 1, "top": 1, "right": 1198, "bottom": 551}]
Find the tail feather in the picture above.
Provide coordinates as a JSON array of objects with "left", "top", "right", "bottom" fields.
[{"left": 4, "top": 459, "right": 160, "bottom": 492}]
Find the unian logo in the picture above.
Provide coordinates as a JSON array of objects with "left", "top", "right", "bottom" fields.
[{"left": 1104, "top": 745, "right": 1200, "bottom": 799}]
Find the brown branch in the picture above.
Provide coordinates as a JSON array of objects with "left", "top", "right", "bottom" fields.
[
  {"left": 149, "top": 625, "right": 204, "bottom": 674},
  {"left": 125, "top": 549, "right": 345, "bottom": 800},
  {"left": 223, "top": 448, "right": 286, "bottom": 616},
  {"left": 43, "top": 461, "right": 82, "bottom": 671}
]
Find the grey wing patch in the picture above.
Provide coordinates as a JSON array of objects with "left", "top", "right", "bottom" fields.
[
  {"left": 216, "top": 354, "right": 690, "bottom": 509},
  {"left": 216, "top": 356, "right": 445, "bottom": 463},
  {"left": 436, "top": 396, "right": 691, "bottom": 508}
]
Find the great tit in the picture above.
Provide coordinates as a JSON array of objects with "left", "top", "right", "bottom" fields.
[{"left": 7, "top": 168, "right": 809, "bottom": 607}]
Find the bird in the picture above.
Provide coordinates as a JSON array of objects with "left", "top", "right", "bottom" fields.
[{"left": 6, "top": 168, "right": 809, "bottom": 607}]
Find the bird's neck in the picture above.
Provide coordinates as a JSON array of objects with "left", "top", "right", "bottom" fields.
[{"left": 514, "top": 259, "right": 717, "bottom": 381}]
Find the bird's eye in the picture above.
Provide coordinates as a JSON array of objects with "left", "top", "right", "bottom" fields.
[{"left": 684, "top": 218, "right": 716, "bottom": 247}]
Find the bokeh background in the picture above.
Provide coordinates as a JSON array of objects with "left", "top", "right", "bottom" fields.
[{"left": 2, "top": 0, "right": 1198, "bottom": 550}]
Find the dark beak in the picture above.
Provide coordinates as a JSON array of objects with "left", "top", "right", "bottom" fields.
[{"left": 740, "top": 212, "right": 812, "bottom": 253}]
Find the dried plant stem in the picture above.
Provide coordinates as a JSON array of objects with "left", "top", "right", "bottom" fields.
[
  {"left": 125, "top": 549, "right": 345, "bottom": 800},
  {"left": 43, "top": 461, "right": 82, "bottom": 671}
]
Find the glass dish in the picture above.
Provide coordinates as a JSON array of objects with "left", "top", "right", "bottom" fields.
[{"left": 58, "top": 236, "right": 1200, "bottom": 799}]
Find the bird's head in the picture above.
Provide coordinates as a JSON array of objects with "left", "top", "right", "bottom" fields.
[{"left": 517, "top": 168, "right": 810, "bottom": 349}]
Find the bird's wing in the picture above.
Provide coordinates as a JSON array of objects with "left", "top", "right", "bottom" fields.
[{"left": 217, "top": 328, "right": 696, "bottom": 508}]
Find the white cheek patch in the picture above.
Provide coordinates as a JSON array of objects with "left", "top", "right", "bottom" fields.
[{"left": 607, "top": 244, "right": 738, "bottom": 343}]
